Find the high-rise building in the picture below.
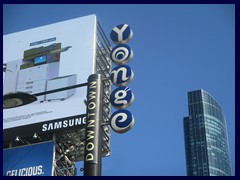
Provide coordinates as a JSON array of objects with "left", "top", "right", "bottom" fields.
[{"left": 183, "top": 89, "right": 232, "bottom": 176}]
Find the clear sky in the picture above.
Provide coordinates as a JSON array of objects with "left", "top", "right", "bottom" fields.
[{"left": 3, "top": 4, "right": 235, "bottom": 176}]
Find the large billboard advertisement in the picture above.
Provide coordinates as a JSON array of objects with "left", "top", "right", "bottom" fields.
[
  {"left": 3, "top": 141, "right": 55, "bottom": 176},
  {"left": 3, "top": 15, "right": 97, "bottom": 140}
]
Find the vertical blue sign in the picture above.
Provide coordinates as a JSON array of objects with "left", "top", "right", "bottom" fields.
[
  {"left": 3, "top": 141, "right": 55, "bottom": 176},
  {"left": 109, "top": 24, "right": 135, "bottom": 134}
]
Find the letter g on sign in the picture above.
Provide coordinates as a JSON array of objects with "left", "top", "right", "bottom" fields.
[{"left": 110, "top": 86, "right": 134, "bottom": 109}]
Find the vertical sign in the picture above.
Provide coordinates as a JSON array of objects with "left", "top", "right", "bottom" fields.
[
  {"left": 109, "top": 24, "right": 135, "bottom": 134},
  {"left": 84, "top": 74, "right": 103, "bottom": 176}
]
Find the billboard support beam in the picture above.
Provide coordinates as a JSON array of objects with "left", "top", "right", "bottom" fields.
[{"left": 84, "top": 74, "right": 103, "bottom": 176}]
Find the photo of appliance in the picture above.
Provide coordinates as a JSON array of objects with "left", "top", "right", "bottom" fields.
[
  {"left": 3, "top": 43, "right": 77, "bottom": 103},
  {"left": 46, "top": 74, "right": 77, "bottom": 101}
]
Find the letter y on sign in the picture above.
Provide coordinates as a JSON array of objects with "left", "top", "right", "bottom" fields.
[{"left": 110, "top": 24, "right": 133, "bottom": 44}]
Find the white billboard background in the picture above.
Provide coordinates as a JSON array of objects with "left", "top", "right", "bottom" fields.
[{"left": 3, "top": 15, "right": 97, "bottom": 130}]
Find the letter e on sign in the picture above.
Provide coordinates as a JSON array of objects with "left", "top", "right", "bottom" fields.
[{"left": 110, "top": 109, "right": 134, "bottom": 133}]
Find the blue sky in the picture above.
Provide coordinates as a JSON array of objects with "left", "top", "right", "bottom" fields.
[{"left": 3, "top": 4, "right": 235, "bottom": 176}]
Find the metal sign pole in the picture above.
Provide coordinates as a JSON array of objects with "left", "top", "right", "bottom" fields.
[{"left": 84, "top": 74, "right": 103, "bottom": 176}]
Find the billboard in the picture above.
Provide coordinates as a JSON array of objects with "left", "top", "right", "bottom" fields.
[
  {"left": 3, "top": 141, "right": 55, "bottom": 176},
  {"left": 3, "top": 14, "right": 97, "bottom": 140}
]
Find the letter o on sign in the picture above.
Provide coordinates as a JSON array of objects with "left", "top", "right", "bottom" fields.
[
  {"left": 110, "top": 109, "right": 134, "bottom": 133},
  {"left": 110, "top": 44, "right": 133, "bottom": 65},
  {"left": 110, "top": 24, "right": 133, "bottom": 44}
]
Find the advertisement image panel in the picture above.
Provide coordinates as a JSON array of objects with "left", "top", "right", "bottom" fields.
[
  {"left": 3, "top": 15, "right": 97, "bottom": 140},
  {"left": 3, "top": 141, "right": 55, "bottom": 176}
]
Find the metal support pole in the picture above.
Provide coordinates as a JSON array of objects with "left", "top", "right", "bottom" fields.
[{"left": 84, "top": 74, "right": 103, "bottom": 176}]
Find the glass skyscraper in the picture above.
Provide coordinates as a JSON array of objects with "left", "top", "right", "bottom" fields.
[{"left": 183, "top": 89, "right": 232, "bottom": 176}]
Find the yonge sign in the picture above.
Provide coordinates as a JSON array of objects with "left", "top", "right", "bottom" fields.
[{"left": 109, "top": 24, "right": 135, "bottom": 134}]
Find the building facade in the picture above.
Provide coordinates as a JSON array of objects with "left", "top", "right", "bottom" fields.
[{"left": 183, "top": 89, "right": 232, "bottom": 176}]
